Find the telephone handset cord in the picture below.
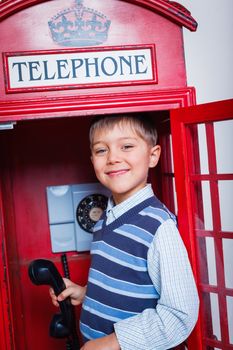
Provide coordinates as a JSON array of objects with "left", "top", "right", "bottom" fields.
[{"left": 61, "top": 254, "right": 80, "bottom": 350}]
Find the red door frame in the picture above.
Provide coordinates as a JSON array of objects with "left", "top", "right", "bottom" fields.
[
  {"left": 0, "top": 89, "right": 196, "bottom": 350},
  {"left": 171, "top": 98, "right": 233, "bottom": 350}
]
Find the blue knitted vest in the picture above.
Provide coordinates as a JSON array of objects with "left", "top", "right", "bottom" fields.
[{"left": 80, "top": 195, "right": 176, "bottom": 342}]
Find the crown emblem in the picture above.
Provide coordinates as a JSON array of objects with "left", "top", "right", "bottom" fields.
[{"left": 48, "top": 0, "right": 111, "bottom": 47}]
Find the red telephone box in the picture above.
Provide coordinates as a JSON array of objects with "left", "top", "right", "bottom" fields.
[{"left": 1, "top": 1, "right": 231, "bottom": 349}]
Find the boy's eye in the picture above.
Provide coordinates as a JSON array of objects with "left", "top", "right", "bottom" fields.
[
  {"left": 122, "top": 144, "right": 134, "bottom": 150},
  {"left": 94, "top": 148, "right": 107, "bottom": 155}
]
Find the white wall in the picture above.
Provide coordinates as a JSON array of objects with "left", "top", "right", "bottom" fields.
[{"left": 179, "top": 0, "right": 233, "bottom": 104}]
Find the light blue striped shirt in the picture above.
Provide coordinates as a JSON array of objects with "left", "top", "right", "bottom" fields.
[{"left": 105, "top": 185, "right": 199, "bottom": 350}]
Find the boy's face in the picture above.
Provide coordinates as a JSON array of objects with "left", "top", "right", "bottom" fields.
[{"left": 91, "top": 122, "right": 161, "bottom": 204}]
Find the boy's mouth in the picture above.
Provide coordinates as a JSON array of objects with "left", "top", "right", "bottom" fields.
[{"left": 106, "top": 169, "right": 129, "bottom": 176}]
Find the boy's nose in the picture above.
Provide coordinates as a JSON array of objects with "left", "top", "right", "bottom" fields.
[{"left": 107, "top": 149, "right": 120, "bottom": 163}]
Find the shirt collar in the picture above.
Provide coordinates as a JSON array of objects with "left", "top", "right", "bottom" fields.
[{"left": 106, "top": 184, "right": 154, "bottom": 221}]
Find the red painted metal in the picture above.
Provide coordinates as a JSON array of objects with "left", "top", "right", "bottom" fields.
[
  {"left": 0, "top": 0, "right": 195, "bottom": 111},
  {"left": 0, "top": 189, "right": 14, "bottom": 350},
  {"left": 0, "top": 0, "right": 197, "bottom": 30},
  {"left": 0, "top": 87, "right": 196, "bottom": 122},
  {"left": 0, "top": 1, "right": 199, "bottom": 349},
  {"left": 171, "top": 99, "right": 233, "bottom": 350},
  {"left": 204, "top": 122, "right": 230, "bottom": 347}
]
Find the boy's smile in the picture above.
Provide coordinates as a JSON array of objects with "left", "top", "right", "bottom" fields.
[{"left": 91, "top": 122, "right": 160, "bottom": 204}]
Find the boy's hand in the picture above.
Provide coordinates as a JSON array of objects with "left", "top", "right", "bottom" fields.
[
  {"left": 80, "top": 333, "right": 120, "bottom": 350},
  {"left": 49, "top": 277, "right": 86, "bottom": 306}
]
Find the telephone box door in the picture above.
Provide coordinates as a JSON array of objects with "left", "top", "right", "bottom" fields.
[{"left": 171, "top": 99, "right": 233, "bottom": 350}]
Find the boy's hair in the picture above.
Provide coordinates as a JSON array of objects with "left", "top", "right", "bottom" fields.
[{"left": 89, "top": 113, "right": 158, "bottom": 147}]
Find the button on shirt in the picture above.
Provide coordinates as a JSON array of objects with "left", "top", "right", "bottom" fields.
[{"left": 105, "top": 184, "right": 199, "bottom": 350}]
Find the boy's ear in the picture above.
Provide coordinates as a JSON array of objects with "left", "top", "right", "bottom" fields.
[{"left": 149, "top": 145, "right": 161, "bottom": 168}]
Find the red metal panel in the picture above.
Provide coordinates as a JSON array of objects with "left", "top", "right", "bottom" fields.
[
  {"left": 0, "top": 178, "right": 17, "bottom": 350},
  {"left": 0, "top": 87, "right": 196, "bottom": 122},
  {"left": 0, "top": 0, "right": 197, "bottom": 31},
  {"left": 205, "top": 122, "right": 229, "bottom": 345}
]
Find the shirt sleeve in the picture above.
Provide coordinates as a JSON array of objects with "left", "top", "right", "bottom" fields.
[{"left": 114, "top": 219, "right": 199, "bottom": 350}]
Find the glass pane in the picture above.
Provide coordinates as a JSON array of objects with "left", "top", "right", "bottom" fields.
[
  {"left": 196, "top": 237, "right": 209, "bottom": 284},
  {"left": 206, "top": 237, "right": 217, "bottom": 286},
  {"left": 223, "top": 239, "right": 233, "bottom": 289},
  {"left": 227, "top": 296, "right": 233, "bottom": 344},
  {"left": 172, "top": 177, "right": 177, "bottom": 215},
  {"left": 219, "top": 180, "right": 233, "bottom": 231},
  {"left": 202, "top": 292, "right": 221, "bottom": 341},
  {"left": 210, "top": 293, "right": 221, "bottom": 342},
  {"left": 214, "top": 119, "right": 233, "bottom": 174},
  {"left": 196, "top": 237, "right": 217, "bottom": 286},
  {"left": 202, "top": 181, "right": 213, "bottom": 231},
  {"left": 198, "top": 123, "right": 209, "bottom": 174},
  {"left": 170, "top": 134, "right": 174, "bottom": 173},
  {"left": 192, "top": 181, "right": 213, "bottom": 230}
]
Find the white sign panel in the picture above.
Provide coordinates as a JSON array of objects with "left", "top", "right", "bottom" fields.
[{"left": 4, "top": 45, "right": 157, "bottom": 93}]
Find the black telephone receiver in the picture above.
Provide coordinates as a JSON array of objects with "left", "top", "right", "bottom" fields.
[{"left": 28, "top": 258, "right": 80, "bottom": 349}]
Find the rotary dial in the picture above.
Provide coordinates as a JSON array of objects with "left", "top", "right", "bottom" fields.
[{"left": 76, "top": 193, "right": 108, "bottom": 233}]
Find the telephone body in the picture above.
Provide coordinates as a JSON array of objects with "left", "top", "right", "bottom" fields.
[{"left": 46, "top": 183, "right": 110, "bottom": 252}]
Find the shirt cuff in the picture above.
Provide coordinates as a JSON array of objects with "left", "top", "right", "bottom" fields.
[{"left": 114, "top": 315, "right": 147, "bottom": 350}]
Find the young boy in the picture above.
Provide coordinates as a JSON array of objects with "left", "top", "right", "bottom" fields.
[{"left": 50, "top": 113, "right": 199, "bottom": 350}]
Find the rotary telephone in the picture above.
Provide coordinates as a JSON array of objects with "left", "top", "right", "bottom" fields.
[
  {"left": 28, "top": 257, "right": 80, "bottom": 349},
  {"left": 46, "top": 183, "right": 109, "bottom": 253}
]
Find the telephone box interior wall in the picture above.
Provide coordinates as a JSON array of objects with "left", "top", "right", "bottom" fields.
[
  {"left": 0, "top": 111, "right": 168, "bottom": 349},
  {"left": 0, "top": 117, "right": 94, "bottom": 349},
  {"left": 0, "top": 1, "right": 197, "bottom": 349}
]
